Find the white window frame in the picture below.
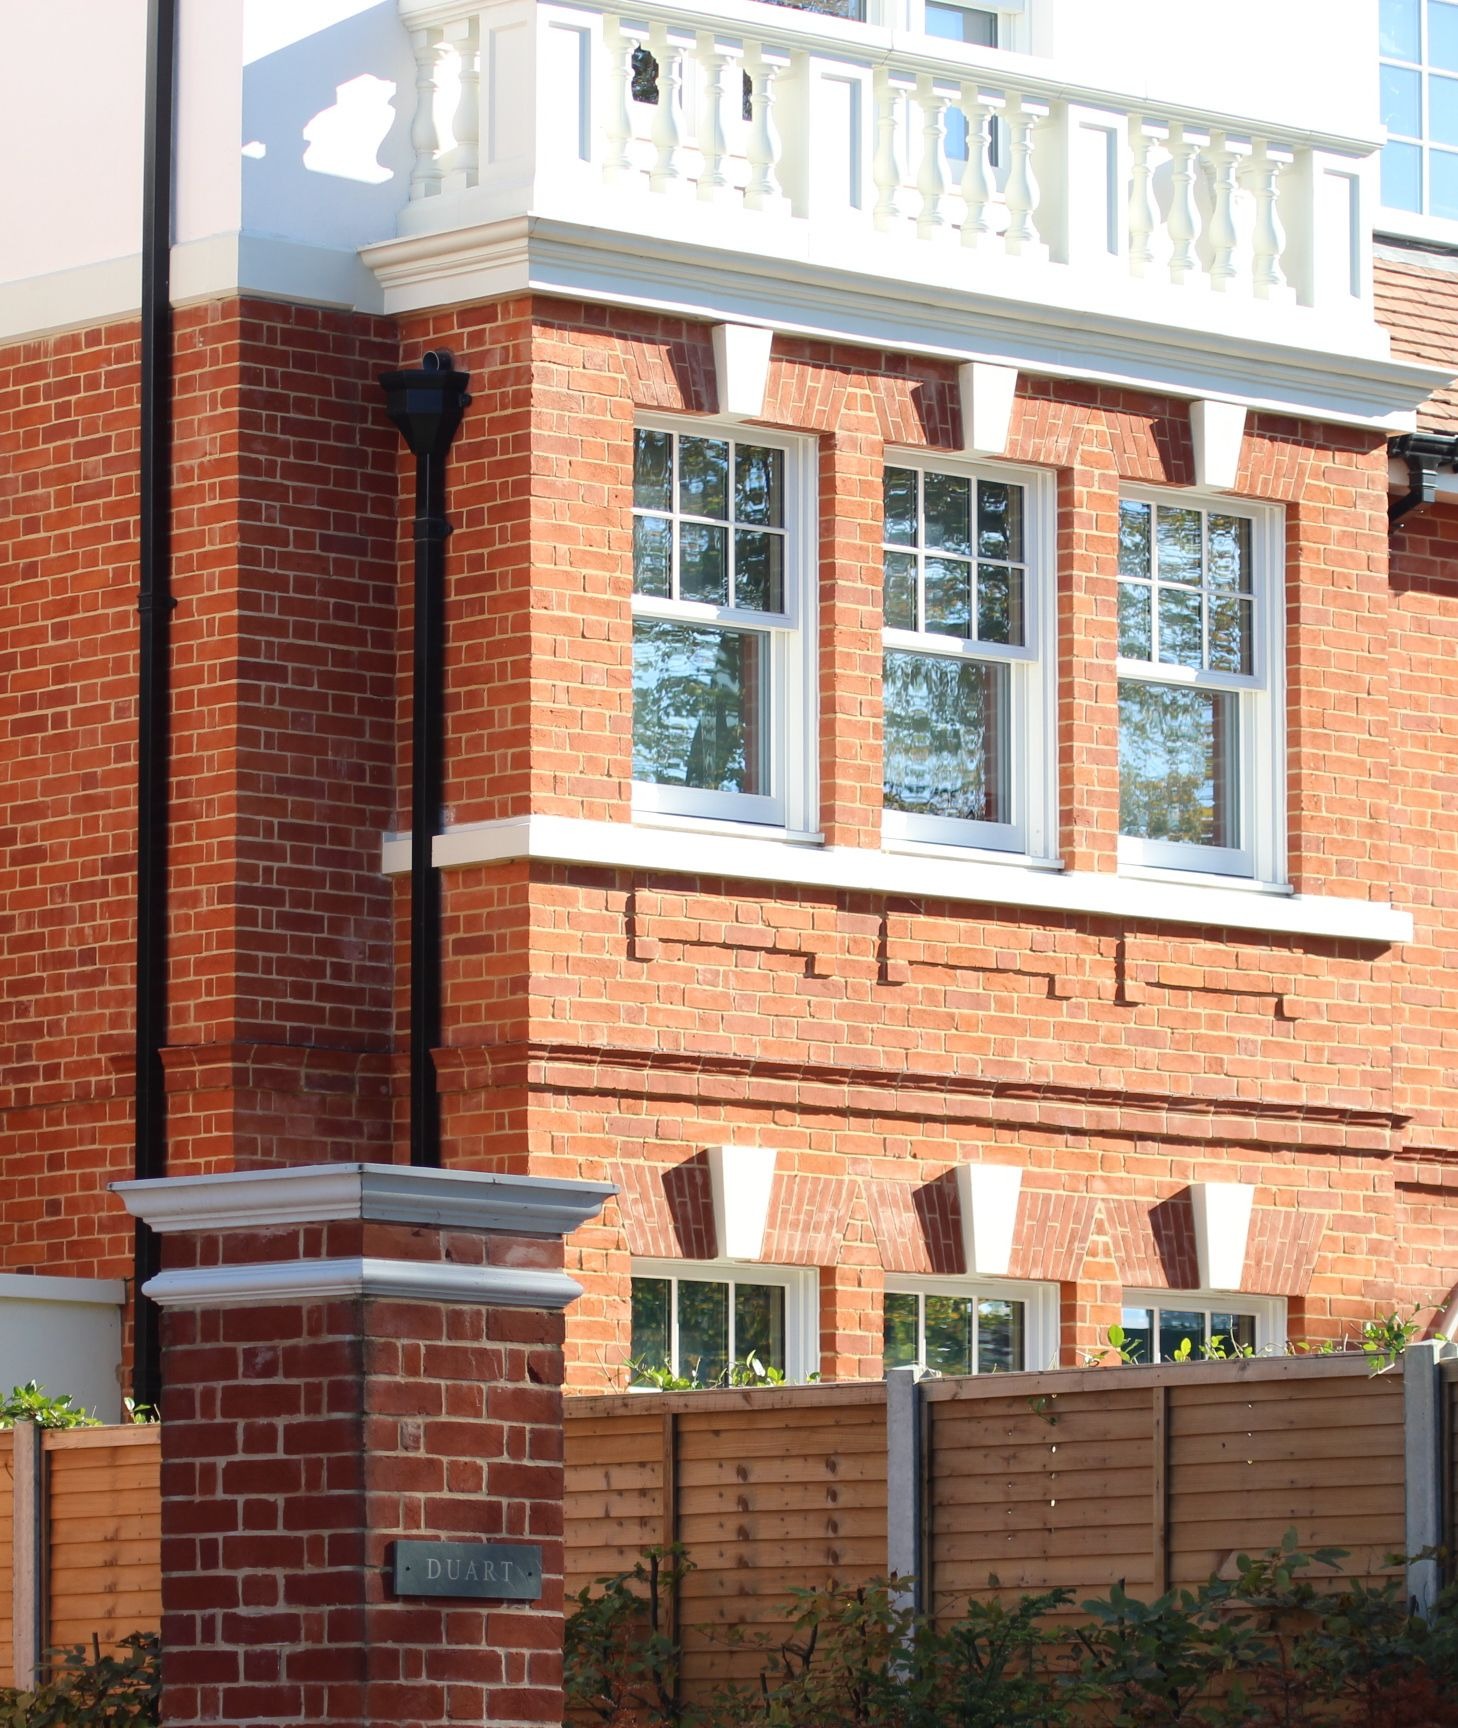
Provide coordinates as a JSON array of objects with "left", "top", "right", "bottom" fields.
[
  {"left": 1120, "top": 1290, "right": 1286, "bottom": 1361},
  {"left": 1116, "top": 488, "right": 1285, "bottom": 884},
  {"left": 880, "top": 452, "right": 1057, "bottom": 863},
  {"left": 1379, "top": 0, "right": 1458, "bottom": 228},
  {"left": 629, "top": 1258, "right": 820, "bottom": 1383},
  {"left": 883, "top": 1275, "right": 1059, "bottom": 1374},
  {"left": 865, "top": 0, "right": 1028, "bottom": 51},
  {"left": 630, "top": 416, "right": 818, "bottom": 834}
]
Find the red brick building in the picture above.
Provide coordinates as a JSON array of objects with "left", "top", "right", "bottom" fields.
[{"left": 4, "top": 0, "right": 1458, "bottom": 1407}]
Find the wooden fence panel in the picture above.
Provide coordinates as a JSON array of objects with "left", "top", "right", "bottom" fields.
[
  {"left": 44, "top": 1428, "right": 161, "bottom": 1659},
  {"left": 924, "top": 1379, "right": 1157, "bottom": 1616},
  {"left": 565, "top": 1385, "right": 888, "bottom": 1697},
  {"left": 1165, "top": 1366, "right": 1405, "bottom": 1590}
]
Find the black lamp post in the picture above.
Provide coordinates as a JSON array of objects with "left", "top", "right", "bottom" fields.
[{"left": 379, "top": 351, "right": 471, "bottom": 1168}]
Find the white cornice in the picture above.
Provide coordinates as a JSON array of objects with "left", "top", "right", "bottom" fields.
[
  {"left": 142, "top": 1256, "right": 584, "bottom": 1311},
  {"left": 360, "top": 210, "right": 1450, "bottom": 431},
  {"left": 112, "top": 1163, "right": 615, "bottom": 1237},
  {"left": 378, "top": 814, "right": 1415, "bottom": 946}
]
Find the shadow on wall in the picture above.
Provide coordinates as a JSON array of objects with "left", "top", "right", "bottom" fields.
[{"left": 241, "top": 0, "right": 415, "bottom": 251}]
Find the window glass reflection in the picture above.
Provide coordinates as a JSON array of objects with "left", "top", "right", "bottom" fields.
[
  {"left": 633, "top": 622, "right": 766, "bottom": 794},
  {"left": 1118, "top": 683, "right": 1238, "bottom": 848}
]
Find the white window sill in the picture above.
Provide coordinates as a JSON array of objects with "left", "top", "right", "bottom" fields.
[
  {"left": 379, "top": 816, "right": 1414, "bottom": 944},
  {"left": 1376, "top": 208, "right": 1458, "bottom": 249}
]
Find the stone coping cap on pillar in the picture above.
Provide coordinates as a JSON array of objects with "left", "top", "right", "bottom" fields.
[{"left": 112, "top": 1163, "right": 616, "bottom": 1238}]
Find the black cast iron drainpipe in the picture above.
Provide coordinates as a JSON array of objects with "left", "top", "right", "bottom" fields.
[
  {"left": 378, "top": 353, "right": 471, "bottom": 1168},
  {"left": 1390, "top": 431, "right": 1458, "bottom": 528},
  {"left": 133, "top": 0, "right": 178, "bottom": 1411}
]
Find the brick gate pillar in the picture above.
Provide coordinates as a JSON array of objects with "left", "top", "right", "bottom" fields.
[{"left": 114, "top": 1163, "right": 613, "bottom": 1728}]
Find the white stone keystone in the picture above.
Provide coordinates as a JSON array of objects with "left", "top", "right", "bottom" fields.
[
  {"left": 1190, "top": 398, "right": 1246, "bottom": 491},
  {"left": 958, "top": 361, "right": 1018, "bottom": 456},
  {"left": 712, "top": 323, "right": 775, "bottom": 421},
  {"left": 707, "top": 1145, "right": 778, "bottom": 1259},
  {"left": 954, "top": 1163, "right": 1023, "bottom": 1277},
  {"left": 1190, "top": 1180, "right": 1255, "bottom": 1291}
]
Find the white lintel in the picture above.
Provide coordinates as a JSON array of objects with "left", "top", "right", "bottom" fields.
[
  {"left": 954, "top": 1165, "right": 1023, "bottom": 1277},
  {"left": 959, "top": 362, "right": 1019, "bottom": 456},
  {"left": 1189, "top": 1181, "right": 1256, "bottom": 1291},
  {"left": 712, "top": 323, "right": 775, "bottom": 421},
  {"left": 141, "top": 1257, "right": 585, "bottom": 1312},
  {"left": 112, "top": 1163, "right": 616, "bottom": 1238},
  {"left": 1190, "top": 398, "right": 1247, "bottom": 491},
  {"left": 707, "top": 1145, "right": 778, "bottom": 1260}
]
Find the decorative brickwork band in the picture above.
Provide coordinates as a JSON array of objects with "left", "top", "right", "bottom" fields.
[{"left": 112, "top": 1164, "right": 612, "bottom": 1728}]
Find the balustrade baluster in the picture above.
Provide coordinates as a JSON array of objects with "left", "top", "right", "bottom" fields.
[
  {"left": 1246, "top": 140, "right": 1288, "bottom": 298},
  {"left": 916, "top": 74, "right": 950, "bottom": 240},
  {"left": 445, "top": 19, "right": 480, "bottom": 192},
  {"left": 602, "top": 18, "right": 636, "bottom": 186},
  {"left": 409, "top": 27, "right": 445, "bottom": 201},
  {"left": 1002, "top": 95, "right": 1042, "bottom": 256},
  {"left": 957, "top": 83, "right": 994, "bottom": 248},
  {"left": 744, "top": 46, "right": 787, "bottom": 213},
  {"left": 1166, "top": 121, "right": 1199, "bottom": 284},
  {"left": 649, "top": 26, "right": 687, "bottom": 194},
  {"left": 696, "top": 34, "right": 730, "bottom": 202},
  {"left": 872, "top": 67, "right": 906, "bottom": 231},
  {"left": 1127, "top": 116, "right": 1157, "bottom": 278},
  {"left": 1202, "top": 130, "right": 1239, "bottom": 291}
]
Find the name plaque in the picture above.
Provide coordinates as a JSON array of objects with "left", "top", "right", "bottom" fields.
[{"left": 392, "top": 1540, "right": 543, "bottom": 1601}]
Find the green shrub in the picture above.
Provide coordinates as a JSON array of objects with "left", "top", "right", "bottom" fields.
[
  {"left": 566, "top": 1537, "right": 1458, "bottom": 1728},
  {"left": 0, "top": 1384, "right": 99, "bottom": 1431},
  {"left": 0, "top": 1635, "right": 159, "bottom": 1727}
]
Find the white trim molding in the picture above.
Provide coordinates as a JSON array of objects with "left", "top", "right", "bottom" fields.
[
  {"left": 0, "top": 1274, "right": 125, "bottom": 1307},
  {"left": 378, "top": 815, "right": 1415, "bottom": 946},
  {"left": 360, "top": 214, "right": 1452, "bottom": 433},
  {"left": 1190, "top": 1181, "right": 1257, "bottom": 1292},
  {"left": 112, "top": 1163, "right": 616, "bottom": 1237},
  {"left": 142, "top": 1257, "right": 585, "bottom": 1312},
  {"left": 707, "top": 1146, "right": 778, "bottom": 1260},
  {"left": 712, "top": 323, "right": 775, "bottom": 421},
  {"left": 954, "top": 1165, "right": 1023, "bottom": 1277}
]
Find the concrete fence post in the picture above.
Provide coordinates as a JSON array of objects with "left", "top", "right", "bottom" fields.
[
  {"left": 10, "top": 1418, "right": 43, "bottom": 1689},
  {"left": 114, "top": 1163, "right": 613, "bottom": 1728},
  {"left": 1403, "top": 1339, "right": 1446, "bottom": 1615},
  {"left": 885, "top": 1365, "right": 924, "bottom": 1613}
]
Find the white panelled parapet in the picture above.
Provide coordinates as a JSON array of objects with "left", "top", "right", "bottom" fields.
[{"left": 395, "top": 0, "right": 1367, "bottom": 312}]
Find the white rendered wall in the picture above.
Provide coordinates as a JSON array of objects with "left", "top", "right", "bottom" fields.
[
  {"left": 0, "top": 2, "right": 146, "bottom": 285},
  {"left": 1031, "top": 0, "right": 1377, "bottom": 145},
  {"left": 0, "top": 0, "right": 413, "bottom": 296},
  {"left": 0, "top": 1276, "right": 125, "bottom": 1424}
]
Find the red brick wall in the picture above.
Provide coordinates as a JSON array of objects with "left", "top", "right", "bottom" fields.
[
  {"left": 0, "top": 297, "right": 401, "bottom": 1326},
  {"left": 3, "top": 287, "right": 1454, "bottom": 1393},
  {"left": 0, "top": 318, "right": 143, "bottom": 1286}
]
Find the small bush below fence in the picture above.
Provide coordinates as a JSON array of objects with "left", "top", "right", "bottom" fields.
[{"left": 566, "top": 1536, "right": 1458, "bottom": 1728}]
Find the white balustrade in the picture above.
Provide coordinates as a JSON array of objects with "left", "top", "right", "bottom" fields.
[{"left": 394, "top": 0, "right": 1373, "bottom": 321}]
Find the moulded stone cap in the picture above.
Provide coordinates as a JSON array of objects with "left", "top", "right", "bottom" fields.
[{"left": 111, "top": 1163, "right": 616, "bottom": 1238}]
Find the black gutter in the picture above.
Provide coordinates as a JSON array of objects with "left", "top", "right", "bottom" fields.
[
  {"left": 378, "top": 353, "right": 471, "bottom": 1168},
  {"left": 1389, "top": 432, "right": 1458, "bottom": 529},
  {"left": 133, "top": 0, "right": 177, "bottom": 1410}
]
